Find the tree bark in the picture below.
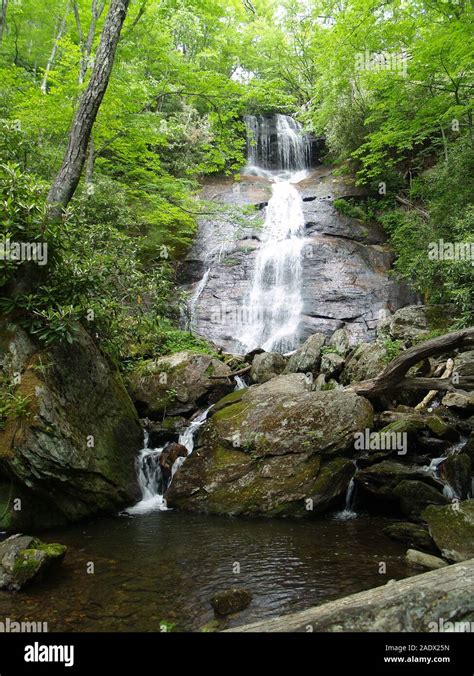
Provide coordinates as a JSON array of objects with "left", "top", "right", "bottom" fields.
[
  {"left": 47, "top": 0, "right": 130, "bottom": 218},
  {"left": 41, "top": 5, "right": 70, "bottom": 95},
  {"left": 75, "top": 0, "right": 107, "bottom": 85},
  {"left": 0, "top": 0, "right": 8, "bottom": 43},
  {"left": 225, "top": 559, "right": 474, "bottom": 632},
  {"left": 345, "top": 328, "right": 474, "bottom": 398}
]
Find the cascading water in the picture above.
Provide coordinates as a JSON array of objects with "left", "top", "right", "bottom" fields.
[
  {"left": 423, "top": 436, "right": 470, "bottom": 502},
  {"left": 127, "top": 408, "right": 212, "bottom": 515},
  {"left": 236, "top": 114, "right": 312, "bottom": 353}
]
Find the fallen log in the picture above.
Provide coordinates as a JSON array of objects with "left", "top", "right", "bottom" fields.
[
  {"left": 225, "top": 558, "right": 474, "bottom": 632},
  {"left": 345, "top": 328, "right": 474, "bottom": 398}
]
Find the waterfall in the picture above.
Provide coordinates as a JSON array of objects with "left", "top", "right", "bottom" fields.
[
  {"left": 234, "top": 375, "right": 248, "bottom": 390},
  {"left": 244, "top": 113, "right": 312, "bottom": 174},
  {"left": 127, "top": 408, "right": 212, "bottom": 515},
  {"left": 188, "top": 266, "right": 211, "bottom": 331},
  {"left": 334, "top": 477, "right": 358, "bottom": 521},
  {"left": 423, "top": 437, "right": 469, "bottom": 502},
  {"left": 237, "top": 114, "right": 311, "bottom": 353}
]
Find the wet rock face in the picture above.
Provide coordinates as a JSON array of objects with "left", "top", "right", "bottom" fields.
[
  {"left": 183, "top": 168, "right": 415, "bottom": 353},
  {"left": 166, "top": 377, "right": 373, "bottom": 517},
  {"left": 0, "top": 321, "right": 142, "bottom": 529},
  {"left": 0, "top": 535, "right": 66, "bottom": 591}
]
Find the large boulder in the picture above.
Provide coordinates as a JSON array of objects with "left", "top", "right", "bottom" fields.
[
  {"left": 284, "top": 333, "right": 326, "bottom": 374},
  {"left": 340, "top": 340, "right": 389, "bottom": 384},
  {"left": 355, "top": 461, "right": 437, "bottom": 502},
  {"left": 166, "top": 376, "right": 373, "bottom": 516},
  {"left": 127, "top": 351, "right": 234, "bottom": 418},
  {"left": 383, "top": 522, "right": 437, "bottom": 553},
  {"left": 441, "top": 392, "right": 474, "bottom": 412},
  {"left": 0, "top": 534, "right": 66, "bottom": 591},
  {"left": 328, "top": 328, "right": 352, "bottom": 357},
  {"left": 250, "top": 352, "right": 286, "bottom": 384},
  {"left": 394, "top": 480, "right": 449, "bottom": 521},
  {"left": 442, "top": 454, "right": 471, "bottom": 500},
  {"left": 422, "top": 500, "right": 474, "bottom": 562},
  {"left": 377, "top": 304, "right": 455, "bottom": 345},
  {"left": 0, "top": 321, "right": 142, "bottom": 529}
]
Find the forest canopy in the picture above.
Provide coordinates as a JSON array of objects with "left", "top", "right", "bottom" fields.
[{"left": 0, "top": 0, "right": 472, "bottom": 366}]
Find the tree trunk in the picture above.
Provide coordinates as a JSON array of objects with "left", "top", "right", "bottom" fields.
[
  {"left": 226, "top": 558, "right": 474, "bottom": 632},
  {"left": 47, "top": 0, "right": 130, "bottom": 218},
  {"left": 41, "top": 6, "right": 70, "bottom": 95},
  {"left": 77, "top": 0, "right": 107, "bottom": 85},
  {"left": 0, "top": 0, "right": 8, "bottom": 43},
  {"left": 345, "top": 328, "right": 474, "bottom": 398}
]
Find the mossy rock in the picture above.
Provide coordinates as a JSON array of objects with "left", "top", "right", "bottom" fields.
[
  {"left": 0, "top": 320, "right": 142, "bottom": 526},
  {"left": 0, "top": 534, "right": 66, "bottom": 591},
  {"left": 166, "top": 379, "right": 372, "bottom": 517},
  {"left": 422, "top": 500, "right": 474, "bottom": 562},
  {"left": 127, "top": 350, "right": 234, "bottom": 418}
]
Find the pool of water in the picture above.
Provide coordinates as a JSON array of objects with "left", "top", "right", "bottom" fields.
[{"left": 0, "top": 511, "right": 413, "bottom": 631}]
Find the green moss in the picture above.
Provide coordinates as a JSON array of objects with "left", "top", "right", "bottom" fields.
[
  {"left": 212, "top": 445, "right": 249, "bottom": 469},
  {"left": 425, "top": 414, "right": 451, "bottom": 437}
]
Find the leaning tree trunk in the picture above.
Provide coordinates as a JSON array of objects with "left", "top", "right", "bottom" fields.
[{"left": 47, "top": 0, "right": 130, "bottom": 218}]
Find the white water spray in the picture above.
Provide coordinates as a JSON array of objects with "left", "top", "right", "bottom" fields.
[{"left": 128, "top": 408, "right": 212, "bottom": 515}]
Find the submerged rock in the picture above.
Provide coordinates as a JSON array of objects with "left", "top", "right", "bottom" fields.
[
  {"left": 0, "top": 321, "right": 142, "bottom": 529},
  {"left": 250, "top": 352, "right": 286, "bottom": 383},
  {"left": 0, "top": 535, "right": 66, "bottom": 591},
  {"left": 211, "top": 588, "right": 252, "bottom": 616},
  {"left": 127, "top": 351, "right": 233, "bottom": 418},
  {"left": 383, "top": 522, "right": 437, "bottom": 553},
  {"left": 422, "top": 500, "right": 474, "bottom": 562},
  {"left": 166, "top": 379, "right": 373, "bottom": 516}
]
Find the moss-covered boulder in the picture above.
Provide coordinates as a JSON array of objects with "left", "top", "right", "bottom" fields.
[
  {"left": 126, "top": 351, "right": 234, "bottom": 418},
  {"left": 394, "top": 480, "right": 448, "bottom": 521},
  {"left": 284, "top": 333, "right": 326, "bottom": 374},
  {"left": 340, "top": 340, "right": 389, "bottom": 384},
  {"left": 0, "top": 534, "right": 66, "bottom": 591},
  {"left": 383, "top": 522, "right": 438, "bottom": 553},
  {"left": 250, "top": 352, "right": 286, "bottom": 384},
  {"left": 377, "top": 304, "right": 455, "bottom": 345},
  {"left": 355, "top": 461, "right": 438, "bottom": 502},
  {"left": 166, "top": 376, "right": 373, "bottom": 516},
  {"left": 422, "top": 500, "right": 474, "bottom": 562},
  {"left": 0, "top": 321, "right": 142, "bottom": 529}
]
